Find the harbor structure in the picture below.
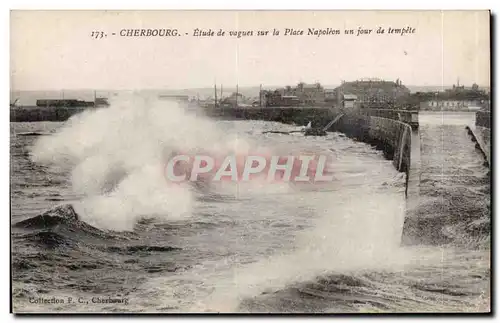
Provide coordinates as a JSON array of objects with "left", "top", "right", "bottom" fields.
[{"left": 417, "top": 82, "right": 490, "bottom": 111}]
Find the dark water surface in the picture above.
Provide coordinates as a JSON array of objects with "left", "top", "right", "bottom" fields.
[{"left": 11, "top": 111, "right": 490, "bottom": 313}]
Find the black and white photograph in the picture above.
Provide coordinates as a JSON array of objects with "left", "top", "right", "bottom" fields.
[{"left": 9, "top": 10, "right": 491, "bottom": 314}]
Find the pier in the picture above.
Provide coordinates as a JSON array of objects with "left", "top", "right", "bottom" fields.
[
  {"left": 402, "top": 110, "right": 490, "bottom": 245},
  {"left": 207, "top": 105, "right": 489, "bottom": 247}
]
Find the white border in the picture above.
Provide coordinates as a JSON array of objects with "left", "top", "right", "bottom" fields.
[
  {"left": 4, "top": 0, "right": 500, "bottom": 9},
  {"left": 2, "top": 1, "right": 498, "bottom": 323}
]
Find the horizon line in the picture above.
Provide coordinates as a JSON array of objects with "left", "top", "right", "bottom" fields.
[{"left": 10, "top": 83, "right": 491, "bottom": 93}]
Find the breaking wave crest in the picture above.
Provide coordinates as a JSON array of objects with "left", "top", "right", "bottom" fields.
[{"left": 30, "top": 94, "right": 258, "bottom": 231}]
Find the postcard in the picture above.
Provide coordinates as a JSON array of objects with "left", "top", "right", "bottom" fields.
[{"left": 10, "top": 10, "right": 491, "bottom": 314}]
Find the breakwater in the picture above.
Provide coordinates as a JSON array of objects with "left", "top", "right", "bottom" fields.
[
  {"left": 10, "top": 106, "right": 88, "bottom": 122},
  {"left": 331, "top": 114, "right": 412, "bottom": 173},
  {"left": 330, "top": 113, "right": 413, "bottom": 197}
]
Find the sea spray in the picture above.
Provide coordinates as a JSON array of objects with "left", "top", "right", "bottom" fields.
[
  {"left": 197, "top": 188, "right": 407, "bottom": 312},
  {"left": 136, "top": 183, "right": 408, "bottom": 312},
  {"left": 30, "top": 93, "right": 258, "bottom": 231}
]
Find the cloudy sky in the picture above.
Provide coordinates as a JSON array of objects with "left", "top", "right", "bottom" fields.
[{"left": 10, "top": 10, "right": 490, "bottom": 90}]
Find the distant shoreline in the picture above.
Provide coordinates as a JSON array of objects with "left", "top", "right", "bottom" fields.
[{"left": 10, "top": 84, "right": 491, "bottom": 95}]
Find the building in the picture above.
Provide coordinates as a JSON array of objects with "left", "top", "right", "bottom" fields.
[
  {"left": 286, "top": 82, "right": 326, "bottom": 104},
  {"left": 342, "top": 94, "right": 358, "bottom": 109},
  {"left": 324, "top": 89, "right": 337, "bottom": 102},
  {"left": 280, "top": 95, "right": 301, "bottom": 106},
  {"left": 219, "top": 92, "right": 244, "bottom": 106},
  {"left": 421, "top": 99, "right": 483, "bottom": 111},
  {"left": 261, "top": 82, "right": 328, "bottom": 106},
  {"left": 333, "top": 78, "right": 411, "bottom": 108},
  {"left": 417, "top": 80, "right": 490, "bottom": 111},
  {"left": 261, "top": 90, "right": 300, "bottom": 107}
]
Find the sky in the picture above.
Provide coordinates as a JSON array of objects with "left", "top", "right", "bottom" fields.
[{"left": 10, "top": 10, "right": 490, "bottom": 91}]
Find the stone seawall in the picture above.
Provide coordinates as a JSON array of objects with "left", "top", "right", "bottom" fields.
[
  {"left": 330, "top": 113, "right": 412, "bottom": 192},
  {"left": 205, "top": 106, "right": 336, "bottom": 128}
]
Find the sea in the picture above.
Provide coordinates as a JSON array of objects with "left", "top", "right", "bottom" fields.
[{"left": 10, "top": 93, "right": 490, "bottom": 313}]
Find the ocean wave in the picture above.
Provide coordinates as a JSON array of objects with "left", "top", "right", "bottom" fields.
[{"left": 28, "top": 94, "right": 276, "bottom": 231}]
